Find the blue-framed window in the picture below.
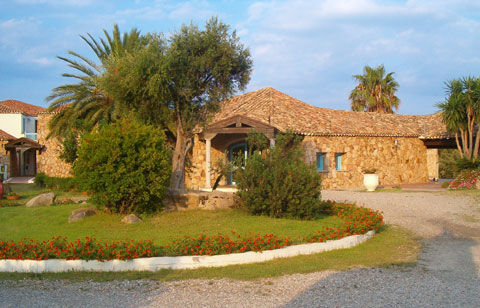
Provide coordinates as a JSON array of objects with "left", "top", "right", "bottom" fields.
[
  {"left": 316, "top": 152, "right": 326, "bottom": 171},
  {"left": 22, "top": 117, "right": 26, "bottom": 134},
  {"left": 335, "top": 153, "right": 343, "bottom": 171}
]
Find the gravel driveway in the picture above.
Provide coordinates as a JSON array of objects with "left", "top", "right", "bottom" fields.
[{"left": 1, "top": 191, "right": 480, "bottom": 307}]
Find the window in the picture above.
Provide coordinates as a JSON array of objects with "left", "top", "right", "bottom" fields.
[
  {"left": 22, "top": 117, "right": 26, "bottom": 134},
  {"left": 335, "top": 153, "right": 344, "bottom": 171},
  {"left": 316, "top": 152, "right": 326, "bottom": 171}
]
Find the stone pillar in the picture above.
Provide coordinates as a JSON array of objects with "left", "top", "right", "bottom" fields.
[
  {"left": 9, "top": 150, "right": 19, "bottom": 177},
  {"left": 426, "top": 148, "right": 439, "bottom": 180},
  {"left": 270, "top": 138, "right": 275, "bottom": 148},
  {"left": 205, "top": 137, "right": 212, "bottom": 189}
]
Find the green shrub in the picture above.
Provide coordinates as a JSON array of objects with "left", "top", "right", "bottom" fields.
[
  {"left": 45, "top": 177, "right": 77, "bottom": 191},
  {"left": 455, "top": 157, "right": 480, "bottom": 172},
  {"left": 439, "top": 149, "right": 460, "bottom": 178},
  {"left": 34, "top": 172, "right": 77, "bottom": 191},
  {"left": 234, "top": 132, "right": 324, "bottom": 220},
  {"left": 34, "top": 172, "right": 47, "bottom": 187},
  {"left": 74, "top": 119, "right": 171, "bottom": 214}
]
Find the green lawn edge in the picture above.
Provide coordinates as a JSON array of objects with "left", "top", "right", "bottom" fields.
[{"left": 0, "top": 225, "right": 419, "bottom": 282}]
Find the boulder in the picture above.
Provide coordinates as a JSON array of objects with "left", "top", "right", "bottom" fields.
[
  {"left": 56, "top": 196, "right": 89, "bottom": 205},
  {"left": 70, "top": 196, "right": 89, "bottom": 204},
  {"left": 163, "top": 190, "right": 235, "bottom": 211},
  {"left": 121, "top": 214, "right": 142, "bottom": 224},
  {"left": 26, "top": 192, "right": 56, "bottom": 207},
  {"left": 68, "top": 208, "right": 96, "bottom": 223},
  {"left": 199, "top": 191, "right": 235, "bottom": 210}
]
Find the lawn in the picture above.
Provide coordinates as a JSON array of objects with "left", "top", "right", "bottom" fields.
[
  {"left": 0, "top": 204, "right": 345, "bottom": 245},
  {"left": 0, "top": 225, "right": 420, "bottom": 281},
  {"left": 0, "top": 184, "right": 345, "bottom": 245},
  {"left": 0, "top": 184, "right": 420, "bottom": 281},
  {"left": 0, "top": 183, "right": 84, "bottom": 208}
]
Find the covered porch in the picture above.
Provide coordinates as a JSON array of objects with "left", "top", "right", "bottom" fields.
[
  {"left": 4, "top": 138, "right": 42, "bottom": 178},
  {"left": 197, "top": 115, "right": 277, "bottom": 190}
]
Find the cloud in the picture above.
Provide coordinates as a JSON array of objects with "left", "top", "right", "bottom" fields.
[
  {"left": 241, "top": 0, "right": 480, "bottom": 113},
  {"left": 14, "top": 0, "right": 93, "bottom": 6},
  {"left": 0, "top": 18, "right": 58, "bottom": 67}
]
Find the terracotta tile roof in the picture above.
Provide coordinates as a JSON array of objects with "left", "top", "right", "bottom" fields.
[
  {"left": 0, "top": 100, "right": 45, "bottom": 116},
  {"left": 0, "top": 129, "right": 15, "bottom": 141},
  {"left": 39, "top": 104, "right": 70, "bottom": 114},
  {"left": 212, "top": 87, "right": 448, "bottom": 138}
]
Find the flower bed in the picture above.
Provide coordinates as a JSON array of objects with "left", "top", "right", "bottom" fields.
[
  {"left": 448, "top": 169, "right": 480, "bottom": 189},
  {"left": 0, "top": 202, "right": 383, "bottom": 261}
]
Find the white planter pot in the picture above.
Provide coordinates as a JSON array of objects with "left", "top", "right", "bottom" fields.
[{"left": 363, "top": 174, "right": 379, "bottom": 192}]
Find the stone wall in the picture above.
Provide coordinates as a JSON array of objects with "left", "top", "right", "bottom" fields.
[
  {"left": 0, "top": 140, "right": 9, "bottom": 178},
  {"left": 36, "top": 113, "right": 72, "bottom": 177},
  {"left": 185, "top": 134, "right": 225, "bottom": 189},
  {"left": 302, "top": 136, "right": 429, "bottom": 189},
  {"left": 426, "top": 148, "right": 439, "bottom": 180},
  {"left": 185, "top": 134, "right": 430, "bottom": 190}
]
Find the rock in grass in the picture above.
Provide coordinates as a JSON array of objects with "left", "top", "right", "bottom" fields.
[
  {"left": 68, "top": 208, "right": 96, "bottom": 223},
  {"left": 121, "top": 214, "right": 142, "bottom": 224},
  {"left": 26, "top": 192, "right": 56, "bottom": 207}
]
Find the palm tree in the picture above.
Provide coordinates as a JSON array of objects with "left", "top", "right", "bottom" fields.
[
  {"left": 437, "top": 77, "right": 480, "bottom": 159},
  {"left": 46, "top": 24, "right": 146, "bottom": 138},
  {"left": 349, "top": 64, "right": 400, "bottom": 113}
]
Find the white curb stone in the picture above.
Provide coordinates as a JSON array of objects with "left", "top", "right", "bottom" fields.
[{"left": 0, "top": 231, "right": 375, "bottom": 273}]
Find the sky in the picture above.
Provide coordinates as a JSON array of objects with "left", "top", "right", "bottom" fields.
[{"left": 1, "top": 0, "right": 480, "bottom": 115}]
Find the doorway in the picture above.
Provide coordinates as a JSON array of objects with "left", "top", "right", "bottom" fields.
[{"left": 228, "top": 142, "right": 247, "bottom": 184}]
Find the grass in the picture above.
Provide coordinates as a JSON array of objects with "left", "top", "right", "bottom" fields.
[
  {"left": 0, "top": 205, "right": 344, "bottom": 245},
  {"left": 0, "top": 184, "right": 344, "bottom": 245},
  {"left": 0, "top": 183, "right": 84, "bottom": 208},
  {"left": 0, "top": 183, "right": 419, "bottom": 281},
  {"left": 0, "top": 225, "right": 419, "bottom": 281}
]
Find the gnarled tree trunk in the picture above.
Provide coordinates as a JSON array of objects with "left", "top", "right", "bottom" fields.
[{"left": 170, "top": 117, "right": 193, "bottom": 190}]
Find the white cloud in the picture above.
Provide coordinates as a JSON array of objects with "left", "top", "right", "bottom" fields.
[{"left": 14, "top": 0, "right": 93, "bottom": 6}]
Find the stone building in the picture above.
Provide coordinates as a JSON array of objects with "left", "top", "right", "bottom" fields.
[
  {"left": 29, "top": 87, "right": 450, "bottom": 189},
  {"left": 36, "top": 112, "right": 72, "bottom": 178},
  {"left": 0, "top": 100, "right": 44, "bottom": 178},
  {"left": 0, "top": 130, "right": 15, "bottom": 179},
  {"left": 186, "top": 87, "right": 449, "bottom": 190}
]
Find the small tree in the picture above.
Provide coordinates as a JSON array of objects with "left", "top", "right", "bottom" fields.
[
  {"left": 100, "top": 18, "right": 252, "bottom": 190},
  {"left": 74, "top": 118, "right": 171, "bottom": 214},
  {"left": 234, "top": 132, "right": 324, "bottom": 220},
  {"left": 437, "top": 77, "right": 480, "bottom": 160}
]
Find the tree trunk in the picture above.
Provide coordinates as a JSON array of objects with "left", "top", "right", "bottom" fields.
[
  {"left": 468, "top": 114, "right": 474, "bottom": 159},
  {"left": 169, "top": 118, "right": 193, "bottom": 190},
  {"left": 460, "top": 128, "right": 470, "bottom": 159},
  {"left": 473, "top": 125, "right": 480, "bottom": 159},
  {"left": 455, "top": 133, "right": 464, "bottom": 158}
]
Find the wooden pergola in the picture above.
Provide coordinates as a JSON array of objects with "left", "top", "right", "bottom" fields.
[
  {"left": 4, "top": 137, "right": 42, "bottom": 177},
  {"left": 201, "top": 115, "right": 277, "bottom": 189}
]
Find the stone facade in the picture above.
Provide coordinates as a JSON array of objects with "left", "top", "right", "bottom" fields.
[
  {"left": 0, "top": 140, "right": 9, "bottom": 178},
  {"left": 36, "top": 113, "right": 72, "bottom": 177},
  {"left": 186, "top": 134, "right": 430, "bottom": 190},
  {"left": 302, "top": 136, "right": 429, "bottom": 189},
  {"left": 185, "top": 134, "right": 227, "bottom": 189}
]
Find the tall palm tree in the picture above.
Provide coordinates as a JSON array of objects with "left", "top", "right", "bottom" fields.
[
  {"left": 437, "top": 77, "right": 480, "bottom": 159},
  {"left": 349, "top": 64, "right": 400, "bottom": 113},
  {"left": 46, "top": 24, "right": 146, "bottom": 137}
]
